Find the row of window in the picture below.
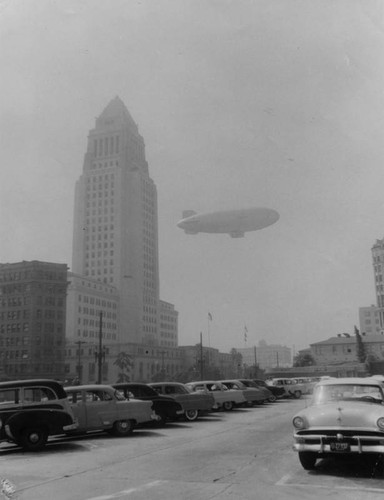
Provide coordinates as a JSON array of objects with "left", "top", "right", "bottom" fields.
[
  {"left": 0, "top": 270, "right": 66, "bottom": 283},
  {"left": 77, "top": 330, "right": 117, "bottom": 340},
  {"left": 93, "top": 136, "right": 120, "bottom": 157}
]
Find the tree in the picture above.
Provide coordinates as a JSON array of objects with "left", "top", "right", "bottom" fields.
[
  {"left": 114, "top": 351, "right": 133, "bottom": 383},
  {"left": 355, "top": 326, "right": 366, "bottom": 363},
  {"left": 293, "top": 352, "right": 315, "bottom": 367}
]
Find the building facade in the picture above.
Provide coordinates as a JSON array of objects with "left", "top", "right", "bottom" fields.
[
  {"left": 64, "top": 341, "right": 185, "bottom": 384},
  {"left": 359, "top": 305, "right": 382, "bottom": 335},
  {"left": 236, "top": 341, "right": 292, "bottom": 370},
  {"left": 310, "top": 333, "right": 384, "bottom": 365},
  {"left": 159, "top": 300, "right": 178, "bottom": 348},
  {"left": 66, "top": 272, "right": 119, "bottom": 343},
  {"left": 72, "top": 97, "right": 167, "bottom": 346},
  {"left": 0, "top": 261, "right": 68, "bottom": 380},
  {"left": 371, "top": 238, "right": 384, "bottom": 329}
]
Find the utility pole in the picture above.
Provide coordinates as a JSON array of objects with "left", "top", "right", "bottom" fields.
[
  {"left": 95, "top": 311, "right": 105, "bottom": 384},
  {"left": 200, "top": 332, "right": 204, "bottom": 380},
  {"left": 159, "top": 350, "right": 166, "bottom": 378},
  {"left": 254, "top": 345, "right": 257, "bottom": 378}
]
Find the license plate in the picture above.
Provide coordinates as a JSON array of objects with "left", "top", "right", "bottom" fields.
[{"left": 330, "top": 442, "right": 350, "bottom": 452}]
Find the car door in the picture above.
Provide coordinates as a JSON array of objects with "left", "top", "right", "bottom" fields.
[
  {"left": 83, "top": 389, "right": 116, "bottom": 430},
  {"left": 66, "top": 390, "right": 88, "bottom": 431}
]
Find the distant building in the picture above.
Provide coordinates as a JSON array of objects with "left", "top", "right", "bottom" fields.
[
  {"left": 66, "top": 272, "right": 119, "bottom": 343},
  {"left": 0, "top": 261, "right": 68, "bottom": 380},
  {"left": 371, "top": 238, "right": 384, "bottom": 329},
  {"left": 359, "top": 305, "right": 382, "bottom": 335},
  {"left": 310, "top": 332, "right": 384, "bottom": 365},
  {"left": 236, "top": 341, "right": 292, "bottom": 370},
  {"left": 71, "top": 97, "right": 178, "bottom": 347},
  {"left": 64, "top": 341, "right": 185, "bottom": 384},
  {"left": 159, "top": 300, "right": 178, "bottom": 348}
]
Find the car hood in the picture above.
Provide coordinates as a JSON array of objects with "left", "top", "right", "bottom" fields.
[{"left": 296, "top": 402, "right": 384, "bottom": 429}]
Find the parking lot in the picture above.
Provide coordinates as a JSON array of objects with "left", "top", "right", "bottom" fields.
[{"left": 1, "top": 397, "right": 384, "bottom": 500}]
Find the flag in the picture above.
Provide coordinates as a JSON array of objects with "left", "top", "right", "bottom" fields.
[{"left": 208, "top": 312, "right": 212, "bottom": 321}]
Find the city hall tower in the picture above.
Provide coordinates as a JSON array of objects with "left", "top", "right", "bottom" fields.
[{"left": 72, "top": 97, "right": 160, "bottom": 345}]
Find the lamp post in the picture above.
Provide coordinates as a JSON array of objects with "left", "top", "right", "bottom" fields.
[
  {"left": 76, "top": 340, "right": 86, "bottom": 384},
  {"left": 94, "top": 311, "right": 105, "bottom": 384}
]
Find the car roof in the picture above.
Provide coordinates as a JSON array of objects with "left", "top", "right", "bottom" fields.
[
  {"left": 150, "top": 382, "right": 185, "bottom": 386},
  {"left": 317, "top": 377, "right": 382, "bottom": 387},
  {"left": 187, "top": 381, "right": 218, "bottom": 385},
  {"left": 0, "top": 379, "right": 64, "bottom": 389},
  {"left": 65, "top": 384, "right": 116, "bottom": 391}
]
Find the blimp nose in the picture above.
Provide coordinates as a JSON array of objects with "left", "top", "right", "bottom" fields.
[
  {"left": 176, "top": 220, "right": 185, "bottom": 229},
  {"left": 270, "top": 210, "right": 280, "bottom": 223}
]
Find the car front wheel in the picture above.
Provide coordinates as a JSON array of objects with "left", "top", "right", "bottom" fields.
[
  {"left": 294, "top": 390, "right": 302, "bottom": 399},
  {"left": 18, "top": 427, "right": 48, "bottom": 451},
  {"left": 268, "top": 395, "right": 277, "bottom": 402},
  {"left": 184, "top": 409, "right": 199, "bottom": 421},
  {"left": 113, "top": 419, "right": 135, "bottom": 436},
  {"left": 298, "top": 452, "right": 317, "bottom": 470}
]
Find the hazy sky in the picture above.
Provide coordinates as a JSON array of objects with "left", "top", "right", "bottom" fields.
[{"left": 1, "top": 0, "right": 384, "bottom": 353}]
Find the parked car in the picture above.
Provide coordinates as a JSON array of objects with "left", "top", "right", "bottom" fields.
[
  {"left": 267, "top": 378, "right": 305, "bottom": 398},
  {"left": 237, "top": 379, "right": 274, "bottom": 402},
  {"left": 294, "top": 377, "right": 317, "bottom": 395},
  {"left": 113, "top": 383, "right": 184, "bottom": 425},
  {"left": 293, "top": 377, "right": 384, "bottom": 471},
  {"left": 0, "top": 379, "right": 78, "bottom": 451},
  {"left": 185, "top": 380, "right": 247, "bottom": 411},
  {"left": 219, "top": 380, "right": 265, "bottom": 405},
  {"left": 252, "top": 379, "right": 285, "bottom": 400},
  {"left": 65, "top": 384, "right": 158, "bottom": 436},
  {"left": 149, "top": 382, "right": 215, "bottom": 421}
]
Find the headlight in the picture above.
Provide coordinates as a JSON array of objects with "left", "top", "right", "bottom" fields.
[
  {"left": 293, "top": 416, "right": 306, "bottom": 429},
  {"left": 377, "top": 417, "right": 384, "bottom": 430}
]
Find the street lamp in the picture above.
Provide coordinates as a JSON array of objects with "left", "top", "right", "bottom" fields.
[{"left": 76, "top": 340, "right": 86, "bottom": 384}]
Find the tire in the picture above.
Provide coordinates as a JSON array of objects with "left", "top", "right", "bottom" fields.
[
  {"left": 223, "top": 401, "right": 233, "bottom": 411},
  {"left": 294, "top": 390, "right": 302, "bottom": 399},
  {"left": 113, "top": 419, "right": 135, "bottom": 436},
  {"left": 18, "top": 427, "right": 48, "bottom": 451},
  {"left": 268, "top": 395, "right": 277, "bottom": 403},
  {"left": 298, "top": 452, "right": 317, "bottom": 470},
  {"left": 184, "top": 409, "right": 199, "bottom": 421},
  {"left": 156, "top": 412, "right": 167, "bottom": 426}
]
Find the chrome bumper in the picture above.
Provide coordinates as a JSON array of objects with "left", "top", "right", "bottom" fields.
[{"left": 293, "top": 433, "right": 384, "bottom": 454}]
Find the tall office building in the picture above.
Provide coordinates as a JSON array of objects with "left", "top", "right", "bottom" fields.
[
  {"left": 372, "top": 238, "right": 384, "bottom": 329},
  {"left": 72, "top": 97, "right": 160, "bottom": 345}
]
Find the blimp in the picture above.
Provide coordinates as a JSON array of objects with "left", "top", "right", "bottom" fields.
[{"left": 177, "top": 207, "right": 279, "bottom": 238}]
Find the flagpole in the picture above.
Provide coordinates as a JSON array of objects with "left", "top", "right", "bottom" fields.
[{"left": 207, "top": 316, "right": 211, "bottom": 348}]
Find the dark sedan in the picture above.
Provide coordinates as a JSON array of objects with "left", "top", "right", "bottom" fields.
[
  {"left": 252, "top": 379, "right": 285, "bottom": 400},
  {"left": 149, "top": 382, "right": 216, "bottom": 421},
  {"left": 113, "top": 383, "right": 184, "bottom": 425}
]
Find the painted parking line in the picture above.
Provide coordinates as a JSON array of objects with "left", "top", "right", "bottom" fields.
[
  {"left": 87, "top": 480, "right": 167, "bottom": 500},
  {"left": 276, "top": 474, "right": 384, "bottom": 494}
]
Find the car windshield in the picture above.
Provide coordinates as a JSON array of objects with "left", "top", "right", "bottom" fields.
[{"left": 313, "top": 383, "right": 384, "bottom": 404}]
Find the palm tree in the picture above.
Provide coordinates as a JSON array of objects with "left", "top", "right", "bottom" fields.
[{"left": 114, "top": 351, "right": 133, "bottom": 383}]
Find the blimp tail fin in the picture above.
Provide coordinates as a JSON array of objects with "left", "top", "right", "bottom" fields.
[{"left": 182, "top": 210, "right": 196, "bottom": 219}]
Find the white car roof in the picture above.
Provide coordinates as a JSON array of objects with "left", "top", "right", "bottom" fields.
[{"left": 317, "top": 377, "right": 381, "bottom": 387}]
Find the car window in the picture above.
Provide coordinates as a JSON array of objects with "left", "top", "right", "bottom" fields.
[
  {"left": 85, "top": 390, "right": 112, "bottom": 402},
  {"left": 151, "top": 386, "right": 162, "bottom": 394},
  {"left": 114, "top": 390, "right": 126, "bottom": 401},
  {"left": 67, "top": 391, "right": 82, "bottom": 403},
  {"left": 0, "top": 388, "right": 19, "bottom": 405},
  {"left": 23, "top": 387, "right": 57, "bottom": 403}
]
